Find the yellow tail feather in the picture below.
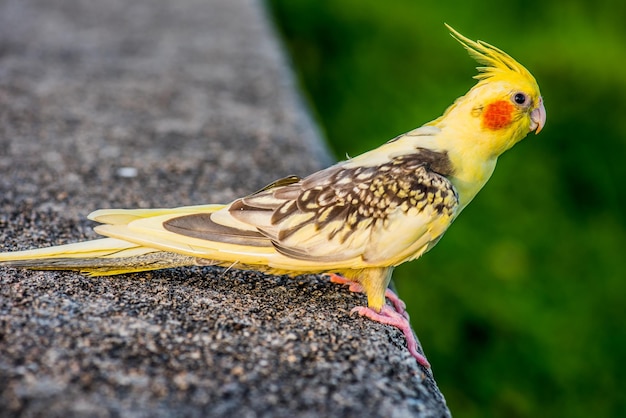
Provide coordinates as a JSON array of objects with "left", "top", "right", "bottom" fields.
[{"left": 0, "top": 238, "right": 198, "bottom": 276}]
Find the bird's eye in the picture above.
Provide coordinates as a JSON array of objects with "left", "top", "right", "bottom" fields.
[{"left": 513, "top": 92, "right": 527, "bottom": 105}]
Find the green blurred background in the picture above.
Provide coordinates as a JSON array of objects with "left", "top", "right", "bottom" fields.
[{"left": 267, "top": 1, "right": 625, "bottom": 417}]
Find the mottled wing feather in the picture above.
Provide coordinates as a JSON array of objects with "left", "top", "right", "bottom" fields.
[
  {"left": 230, "top": 151, "right": 459, "bottom": 265},
  {"left": 138, "top": 149, "right": 459, "bottom": 268}
]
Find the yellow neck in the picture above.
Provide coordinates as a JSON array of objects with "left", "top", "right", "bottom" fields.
[
  {"left": 425, "top": 87, "right": 525, "bottom": 210},
  {"left": 447, "top": 147, "right": 497, "bottom": 210}
]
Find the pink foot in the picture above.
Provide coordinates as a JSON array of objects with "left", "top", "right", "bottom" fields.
[
  {"left": 326, "top": 273, "right": 429, "bottom": 368},
  {"left": 382, "top": 287, "right": 409, "bottom": 320},
  {"left": 353, "top": 305, "right": 431, "bottom": 369},
  {"left": 326, "top": 273, "right": 408, "bottom": 318},
  {"left": 327, "top": 273, "right": 364, "bottom": 293}
]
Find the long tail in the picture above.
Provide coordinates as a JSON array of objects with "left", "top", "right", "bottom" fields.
[
  {"left": 0, "top": 204, "right": 226, "bottom": 276},
  {"left": 0, "top": 238, "right": 198, "bottom": 276}
]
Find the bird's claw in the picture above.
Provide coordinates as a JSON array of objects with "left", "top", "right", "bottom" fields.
[
  {"left": 326, "top": 272, "right": 364, "bottom": 293},
  {"left": 352, "top": 305, "right": 430, "bottom": 368},
  {"left": 326, "top": 273, "right": 429, "bottom": 368}
]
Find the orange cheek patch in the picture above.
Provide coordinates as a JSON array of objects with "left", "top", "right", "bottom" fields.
[{"left": 482, "top": 100, "right": 514, "bottom": 130}]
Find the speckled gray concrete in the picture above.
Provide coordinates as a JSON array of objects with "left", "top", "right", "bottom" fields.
[{"left": 0, "top": 0, "right": 450, "bottom": 417}]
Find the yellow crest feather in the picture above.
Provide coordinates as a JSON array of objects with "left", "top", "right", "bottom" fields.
[{"left": 445, "top": 24, "right": 536, "bottom": 85}]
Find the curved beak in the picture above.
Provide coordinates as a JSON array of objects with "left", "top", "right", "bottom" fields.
[{"left": 530, "top": 97, "right": 546, "bottom": 134}]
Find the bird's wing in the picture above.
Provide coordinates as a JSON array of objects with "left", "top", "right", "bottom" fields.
[
  {"left": 236, "top": 151, "right": 459, "bottom": 266},
  {"left": 94, "top": 150, "right": 459, "bottom": 270}
]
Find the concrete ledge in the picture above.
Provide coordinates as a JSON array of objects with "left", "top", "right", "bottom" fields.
[{"left": 0, "top": 0, "right": 450, "bottom": 416}]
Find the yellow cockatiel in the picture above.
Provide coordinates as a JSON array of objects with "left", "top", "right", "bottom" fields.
[{"left": 0, "top": 26, "right": 546, "bottom": 368}]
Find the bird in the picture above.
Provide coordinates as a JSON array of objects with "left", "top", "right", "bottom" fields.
[{"left": 0, "top": 25, "right": 545, "bottom": 369}]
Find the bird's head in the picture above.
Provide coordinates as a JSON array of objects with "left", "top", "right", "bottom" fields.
[{"left": 430, "top": 25, "right": 546, "bottom": 159}]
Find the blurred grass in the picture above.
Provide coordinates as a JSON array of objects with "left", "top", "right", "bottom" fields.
[{"left": 267, "top": 1, "right": 626, "bottom": 417}]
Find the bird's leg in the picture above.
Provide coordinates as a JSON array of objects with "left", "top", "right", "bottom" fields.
[
  {"left": 327, "top": 273, "right": 408, "bottom": 318},
  {"left": 380, "top": 287, "right": 408, "bottom": 320},
  {"left": 352, "top": 305, "right": 430, "bottom": 369},
  {"left": 326, "top": 272, "right": 430, "bottom": 368}
]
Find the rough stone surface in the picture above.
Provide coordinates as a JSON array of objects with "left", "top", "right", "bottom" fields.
[{"left": 0, "top": 0, "right": 451, "bottom": 416}]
